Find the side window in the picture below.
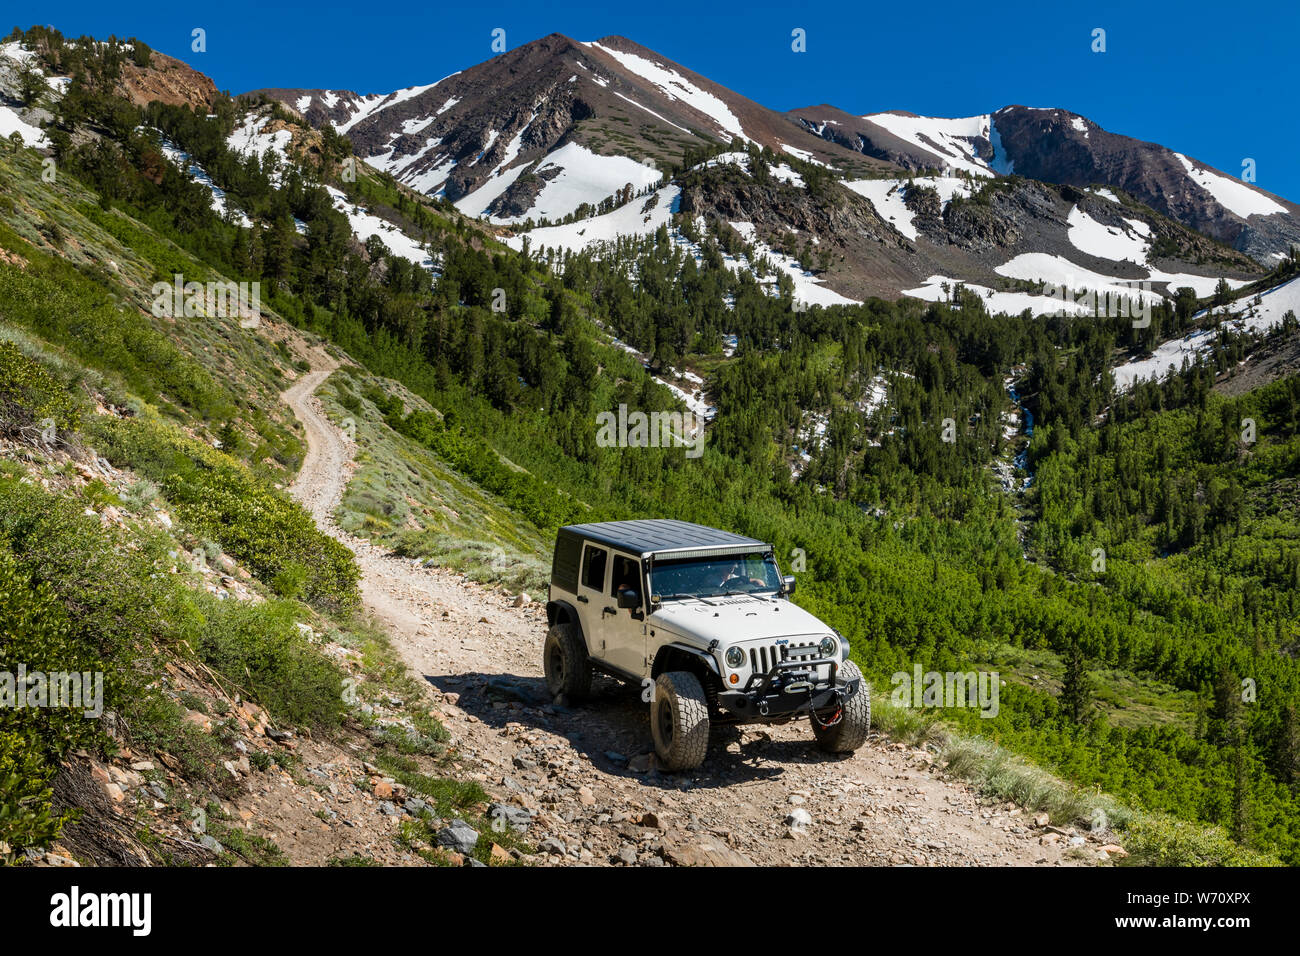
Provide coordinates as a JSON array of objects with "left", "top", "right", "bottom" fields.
[
  {"left": 610, "top": 555, "right": 639, "bottom": 596},
  {"left": 581, "top": 546, "right": 607, "bottom": 591}
]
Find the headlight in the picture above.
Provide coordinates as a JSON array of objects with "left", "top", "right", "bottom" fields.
[
  {"left": 725, "top": 646, "right": 745, "bottom": 669},
  {"left": 818, "top": 636, "right": 837, "bottom": 660}
]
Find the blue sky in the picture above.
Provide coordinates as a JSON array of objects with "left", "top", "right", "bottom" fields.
[{"left": 11, "top": 0, "right": 1299, "bottom": 200}]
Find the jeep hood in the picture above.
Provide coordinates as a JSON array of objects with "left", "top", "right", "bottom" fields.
[{"left": 649, "top": 596, "right": 831, "bottom": 646}]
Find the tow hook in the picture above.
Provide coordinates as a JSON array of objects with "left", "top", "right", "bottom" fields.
[
  {"left": 811, "top": 687, "right": 844, "bottom": 729},
  {"left": 758, "top": 700, "right": 769, "bottom": 717}
]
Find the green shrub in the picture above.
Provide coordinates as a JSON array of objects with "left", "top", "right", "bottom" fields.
[
  {"left": 392, "top": 409, "right": 582, "bottom": 533},
  {"left": 0, "top": 340, "right": 81, "bottom": 439},
  {"left": 1122, "top": 814, "right": 1282, "bottom": 867},
  {"left": 197, "top": 600, "right": 345, "bottom": 729},
  {"left": 0, "top": 470, "right": 198, "bottom": 666},
  {"left": 335, "top": 384, "right": 362, "bottom": 414},
  {"left": 0, "top": 549, "right": 106, "bottom": 854},
  {"left": 89, "top": 415, "right": 360, "bottom": 612},
  {"left": 0, "top": 466, "right": 347, "bottom": 821}
]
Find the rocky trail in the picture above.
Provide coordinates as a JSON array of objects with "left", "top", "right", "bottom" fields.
[{"left": 282, "top": 359, "right": 1094, "bottom": 867}]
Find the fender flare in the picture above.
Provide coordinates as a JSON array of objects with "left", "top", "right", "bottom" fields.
[
  {"left": 545, "top": 600, "right": 588, "bottom": 649},
  {"left": 651, "top": 642, "right": 721, "bottom": 680},
  {"left": 546, "top": 599, "right": 578, "bottom": 627}
]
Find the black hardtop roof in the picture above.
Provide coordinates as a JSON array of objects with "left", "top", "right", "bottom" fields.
[{"left": 559, "top": 519, "right": 769, "bottom": 556}]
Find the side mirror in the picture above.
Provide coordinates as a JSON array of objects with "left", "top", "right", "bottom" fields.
[
  {"left": 617, "top": 589, "right": 640, "bottom": 609},
  {"left": 782, "top": 575, "right": 796, "bottom": 596}
]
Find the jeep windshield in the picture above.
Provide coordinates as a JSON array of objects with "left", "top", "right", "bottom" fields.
[{"left": 649, "top": 552, "right": 782, "bottom": 600}]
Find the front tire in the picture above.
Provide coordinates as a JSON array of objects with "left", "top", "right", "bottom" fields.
[
  {"left": 812, "top": 660, "right": 871, "bottom": 754},
  {"left": 650, "top": 671, "right": 710, "bottom": 770},
  {"left": 543, "top": 622, "right": 591, "bottom": 700}
]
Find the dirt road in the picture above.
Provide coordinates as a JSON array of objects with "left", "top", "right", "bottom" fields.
[{"left": 283, "top": 360, "right": 1084, "bottom": 866}]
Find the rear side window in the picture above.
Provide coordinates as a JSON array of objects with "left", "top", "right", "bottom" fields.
[
  {"left": 551, "top": 529, "right": 582, "bottom": 592},
  {"left": 581, "top": 546, "right": 607, "bottom": 591}
]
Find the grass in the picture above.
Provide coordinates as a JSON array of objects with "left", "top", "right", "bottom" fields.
[
  {"left": 941, "top": 732, "right": 1129, "bottom": 828},
  {"left": 205, "top": 818, "right": 287, "bottom": 867},
  {"left": 327, "top": 854, "right": 382, "bottom": 866},
  {"left": 126, "top": 697, "right": 242, "bottom": 795},
  {"left": 977, "top": 643, "right": 1199, "bottom": 732},
  {"left": 375, "top": 752, "right": 530, "bottom": 866},
  {"left": 318, "top": 371, "right": 551, "bottom": 593},
  {"left": 869, "top": 689, "right": 1282, "bottom": 867},
  {"left": 373, "top": 753, "right": 487, "bottom": 812}
]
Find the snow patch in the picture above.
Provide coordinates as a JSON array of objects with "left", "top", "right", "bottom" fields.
[
  {"left": 157, "top": 134, "right": 252, "bottom": 227},
  {"left": 844, "top": 179, "right": 918, "bottom": 240},
  {"left": 326, "top": 185, "right": 436, "bottom": 269},
  {"left": 612, "top": 92, "right": 691, "bottom": 133},
  {"left": 506, "top": 184, "right": 682, "bottom": 254},
  {"left": 489, "top": 141, "right": 661, "bottom": 225},
  {"left": 728, "top": 221, "right": 859, "bottom": 308},
  {"left": 905, "top": 275, "right": 1093, "bottom": 316},
  {"left": 0, "top": 103, "right": 45, "bottom": 147},
  {"left": 1066, "top": 205, "right": 1150, "bottom": 263},
  {"left": 586, "top": 41, "right": 748, "bottom": 142},
  {"left": 227, "top": 113, "right": 293, "bottom": 171},
  {"left": 1172, "top": 152, "right": 1286, "bottom": 219},
  {"left": 863, "top": 112, "right": 995, "bottom": 178},
  {"left": 1112, "top": 277, "right": 1296, "bottom": 391},
  {"left": 843, "top": 176, "right": 974, "bottom": 240},
  {"left": 334, "top": 75, "right": 456, "bottom": 134},
  {"left": 453, "top": 162, "right": 533, "bottom": 218}
]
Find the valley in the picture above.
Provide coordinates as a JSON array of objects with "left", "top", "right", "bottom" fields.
[{"left": 282, "top": 350, "right": 1097, "bottom": 866}]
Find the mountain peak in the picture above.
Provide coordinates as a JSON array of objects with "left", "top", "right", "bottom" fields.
[{"left": 253, "top": 33, "right": 891, "bottom": 226}]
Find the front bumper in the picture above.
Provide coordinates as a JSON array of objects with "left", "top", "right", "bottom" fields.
[{"left": 716, "top": 657, "right": 860, "bottom": 720}]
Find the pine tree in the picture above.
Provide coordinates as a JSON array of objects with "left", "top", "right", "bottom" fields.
[
  {"left": 1277, "top": 704, "right": 1300, "bottom": 791},
  {"left": 1231, "top": 742, "right": 1252, "bottom": 844},
  {"left": 1061, "top": 638, "right": 1092, "bottom": 724}
]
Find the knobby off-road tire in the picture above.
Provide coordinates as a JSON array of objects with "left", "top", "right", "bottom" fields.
[
  {"left": 543, "top": 622, "right": 591, "bottom": 700},
  {"left": 650, "top": 671, "right": 710, "bottom": 770},
  {"left": 812, "top": 660, "right": 871, "bottom": 754}
]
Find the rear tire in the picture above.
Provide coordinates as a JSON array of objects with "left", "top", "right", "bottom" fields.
[
  {"left": 543, "top": 622, "right": 591, "bottom": 700},
  {"left": 650, "top": 671, "right": 710, "bottom": 770},
  {"left": 812, "top": 661, "right": 871, "bottom": 754}
]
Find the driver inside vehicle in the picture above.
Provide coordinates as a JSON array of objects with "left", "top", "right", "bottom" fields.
[
  {"left": 612, "top": 555, "right": 639, "bottom": 603},
  {"left": 720, "top": 559, "right": 765, "bottom": 590}
]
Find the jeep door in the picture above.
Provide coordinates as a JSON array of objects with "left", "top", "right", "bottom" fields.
[
  {"left": 603, "top": 551, "right": 647, "bottom": 676},
  {"left": 576, "top": 542, "right": 611, "bottom": 663}
]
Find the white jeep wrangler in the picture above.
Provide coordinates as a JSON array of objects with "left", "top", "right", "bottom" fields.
[{"left": 543, "top": 519, "right": 869, "bottom": 770}]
